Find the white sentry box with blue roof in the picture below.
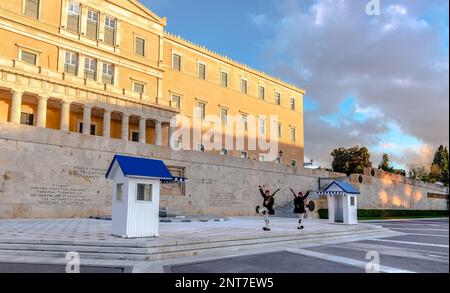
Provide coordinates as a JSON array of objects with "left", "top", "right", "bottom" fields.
[
  {"left": 106, "top": 155, "right": 187, "bottom": 238},
  {"left": 318, "top": 181, "right": 360, "bottom": 225}
]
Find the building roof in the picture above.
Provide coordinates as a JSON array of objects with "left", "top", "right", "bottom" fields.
[
  {"left": 320, "top": 181, "right": 360, "bottom": 195},
  {"left": 106, "top": 155, "right": 174, "bottom": 180}
]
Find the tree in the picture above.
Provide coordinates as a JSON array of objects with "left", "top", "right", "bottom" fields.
[
  {"left": 379, "top": 153, "right": 390, "bottom": 172},
  {"left": 431, "top": 145, "right": 449, "bottom": 186},
  {"left": 331, "top": 145, "right": 372, "bottom": 176}
]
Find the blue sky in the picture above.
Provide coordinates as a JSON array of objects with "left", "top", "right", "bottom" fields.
[{"left": 142, "top": 0, "right": 449, "bottom": 169}]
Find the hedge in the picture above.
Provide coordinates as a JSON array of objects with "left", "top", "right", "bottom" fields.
[{"left": 318, "top": 209, "right": 449, "bottom": 220}]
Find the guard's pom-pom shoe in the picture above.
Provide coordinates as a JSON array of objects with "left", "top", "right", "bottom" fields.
[
  {"left": 255, "top": 206, "right": 260, "bottom": 214},
  {"left": 263, "top": 227, "right": 271, "bottom": 231}
]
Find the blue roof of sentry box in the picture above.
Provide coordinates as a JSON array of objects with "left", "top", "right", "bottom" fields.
[
  {"left": 105, "top": 155, "right": 174, "bottom": 180},
  {"left": 322, "top": 181, "right": 360, "bottom": 195}
]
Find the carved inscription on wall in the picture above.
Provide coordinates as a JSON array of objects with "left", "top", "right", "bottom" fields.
[
  {"left": 30, "top": 184, "right": 90, "bottom": 206},
  {"left": 69, "top": 166, "right": 107, "bottom": 181},
  {"left": 209, "top": 193, "right": 242, "bottom": 207}
]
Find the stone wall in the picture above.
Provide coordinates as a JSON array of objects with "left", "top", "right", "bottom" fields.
[
  {"left": 0, "top": 123, "right": 447, "bottom": 220},
  {"left": 348, "top": 168, "right": 448, "bottom": 211},
  {"left": 0, "top": 122, "right": 339, "bottom": 219}
]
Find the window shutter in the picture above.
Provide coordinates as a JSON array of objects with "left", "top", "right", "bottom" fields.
[
  {"left": 133, "top": 83, "right": 144, "bottom": 94},
  {"left": 104, "top": 28, "right": 115, "bottom": 45},
  {"left": 86, "top": 21, "right": 98, "bottom": 39},
  {"left": 67, "top": 14, "right": 80, "bottom": 33},
  {"left": 25, "top": 0, "right": 39, "bottom": 19}
]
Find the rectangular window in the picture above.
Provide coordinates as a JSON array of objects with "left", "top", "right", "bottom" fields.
[
  {"left": 275, "top": 92, "right": 281, "bottom": 105},
  {"left": 64, "top": 51, "right": 78, "bottom": 75},
  {"left": 131, "top": 132, "right": 139, "bottom": 142},
  {"left": 220, "top": 71, "right": 228, "bottom": 87},
  {"left": 290, "top": 127, "right": 296, "bottom": 142},
  {"left": 197, "top": 102, "right": 206, "bottom": 120},
  {"left": 220, "top": 108, "right": 228, "bottom": 126},
  {"left": 21, "top": 51, "right": 37, "bottom": 65},
  {"left": 84, "top": 57, "right": 97, "bottom": 80},
  {"left": 290, "top": 98, "right": 296, "bottom": 111},
  {"left": 240, "top": 114, "right": 248, "bottom": 131},
  {"left": 258, "top": 118, "right": 266, "bottom": 135},
  {"left": 20, "top": 112, "right": 34, "bottom": 126},
  {"left": 241, "top": 79, "right": 248, "bottom": 94},
  {"left": 24, "top": 0, "right": 39, "bottom": 19},
  {"left": 133, "top": 82, "right": 145, "bottom": 94},
  {"left": 198, "top": 63, "right": 206, "bottom": 80},
  {"left": 276, "top": 123, "right": 282, "bottom": 139},
  {"left": 86, "top": 10, "right": 99, "bottom": 39},
  {"left": 137, "top": 183, "right": 152, "bottom": 201},
  {"left": 116, "top": 183, "right": 123, "bottom": 202},
  {"left": 104, "top": 16, "right": 116, "bottom": 46},
  {"left": 102, "top": 63, "right": 114, "bottom": 85},
  {"left": 350, "top": 196, "right": 356, "bottom": 207},
  {"left": 171, "top": 95, "right": 181, "bottom": 109},
  {"left": 135, "top": 37, "right": 145, "bottom": 56},
  {"left": 67, "top": 1, "right": 80, "bottom": 33},
  {"left": 173, "top": 53, "right": 181, "bottom": 71},
  {"left": 259, "top": 86, "right": 265, "bottom": 100}
]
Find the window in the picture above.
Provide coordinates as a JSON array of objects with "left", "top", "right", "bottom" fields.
[
  {"left": 102, "top": 63, "right": 114, "bottom": 85},
  {"left": 137, "top": 183, "right": 152, "bottom": 201},
  {"left": 24, "top": 0, "right": 39, "bottom": 19},
  {"left": 275, "top": 92, "right": 281, "bottom": 105},
  {"left": 258, "top": 117, "right": 266, "bottom": 135},
  {"left": 116, "top": 183, "right": 123, "bottom": 202},
  {"left": 290, "top": 127, "right": 296, "bottom": 142},
  {"left": 259, "top": 86, "right": 265, "bottom": 100},
  {"left": 241, "top": 79, "right": 248, "bottom": 94},
  {"left": 20, "top": 113, "right": 34, "bottom": 126},
  {"left": 67, "top": 1, "right": 80, "bottom": 33},
  {"left": 86, "top": 10, "right": 99, "bottom": 39},
  {"left": 259, "top": 154, "right": 267, "bottom": 162},
  {"left": 290, "top": 98, "right": 296, "bottom": 111},
  {"left": 171, "top": 95, "right": 181, "bottom": 109},
  {"left": 240, "top": 114, "right": 248, "bottom": 131},
  {"left": 104, "top": 16, "right": 116, "bottom": 46},
  {"left": 350, "top": 196, "right": 356, "bottom": 207},
  {"left": 21, "top": 51, "right": 37, "bottom": 65},
  {"left": 64, "top": 51, "right": 78, "bottom": 75},
  {"left": 133, "top": 82, "right": 145, "bottom": 94},
  {"left": 220, "top": 148, "right": 228, "bottom": 156},
  {"left": 220, "top": 71, "right": 228, "bottom": 87},
  {"left": 172, "top": 53, "right": 181, "bottom": 71},
  {"left": 276, "top": 123, "right": 282, "bottom": 139},
  {"left": 135, "top": 37, "right": 145, "bottom": 56},
  {"left": 196, "top": 102, "right": 206, "bottom": 120},
  {"left": 291, "top": 160, "right": 297, "bottom": 167},
  {"left": 131, "top": 132, "right": 139, "bottom": 142},
  {"left": 220, "top": 108, "right": 228, "bottom": 126},
  {"left": 198, "top": 63, "right": 206, "bottom": 80},
  {"left": 84, "top": 57, "right": 97, "bottom": 80},
  {"left": 241, "top": 152, "right": 248, "bottom": 159},
  {"left": 79, "top": 123, "right": 96, "bottom": 135}
]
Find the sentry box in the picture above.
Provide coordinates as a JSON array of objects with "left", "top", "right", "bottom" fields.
[
  {"left": 318, "top": 181, "right": 360, "bottom": 225},
  {"left": 106, "top": 155, "right": 187, "bottom": 238}
]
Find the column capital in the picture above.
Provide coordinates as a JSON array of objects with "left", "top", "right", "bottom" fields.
[
  {"left": 83, "top": 104, "right": 94, "bottom": 110},
  {"left": 11, "top": 89, "right": 24, "bottom": 95},
  {"left": 38, "top": 95, "right": 50, "bottom": 101}
]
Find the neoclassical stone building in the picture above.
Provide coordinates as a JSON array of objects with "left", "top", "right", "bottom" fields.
[{"left": 0, "top": 0, "right": 306, "bottom": 165}]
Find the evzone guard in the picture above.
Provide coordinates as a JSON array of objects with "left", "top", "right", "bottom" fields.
[{"left": 256, "top": 185, "right": 280, "bottom": 231}]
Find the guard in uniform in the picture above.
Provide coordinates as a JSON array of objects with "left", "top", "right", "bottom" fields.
[
  {"left": 256, "top": 185, "right": 280, "bottom": 231},
  {"left": 290, "top": 188, "right": 310, "bottom": 229}
]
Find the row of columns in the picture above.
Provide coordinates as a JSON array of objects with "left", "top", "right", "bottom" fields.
[{"left": 8, "top": 90, "right": 165, "bottom": 146}]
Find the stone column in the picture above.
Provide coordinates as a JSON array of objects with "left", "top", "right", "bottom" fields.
[
  {"left": 10, "top": 90, "right": 23, "bottom": 124},
  {"left": 36, "top": 95, "right": 49, "bottom": 128},
  {"left": 154, "top": 120, "right": 162, "bottom": 146},
  {"left": 121, "top": 113, "right": 129, "bottom": 141},
  {"left": 103, "top": 109, "right": 111, "bottom": 138},
  {"left": 60, "top": 100, "right": 71, "bottom": 132},
  {"left": 139, "top": 117, "right": 146, "bottom": 144},
  {"left": 82, "top": 105, "right": 92, "bottom": 135}
]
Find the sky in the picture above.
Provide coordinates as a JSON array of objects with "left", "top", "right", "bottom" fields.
[{"left": 141, "top": 0, "right": 449, "bottom": 170}]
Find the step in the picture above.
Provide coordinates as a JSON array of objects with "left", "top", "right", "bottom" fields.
[{"left": 0, "top": 227, "right": 389, "bottom": 262}]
